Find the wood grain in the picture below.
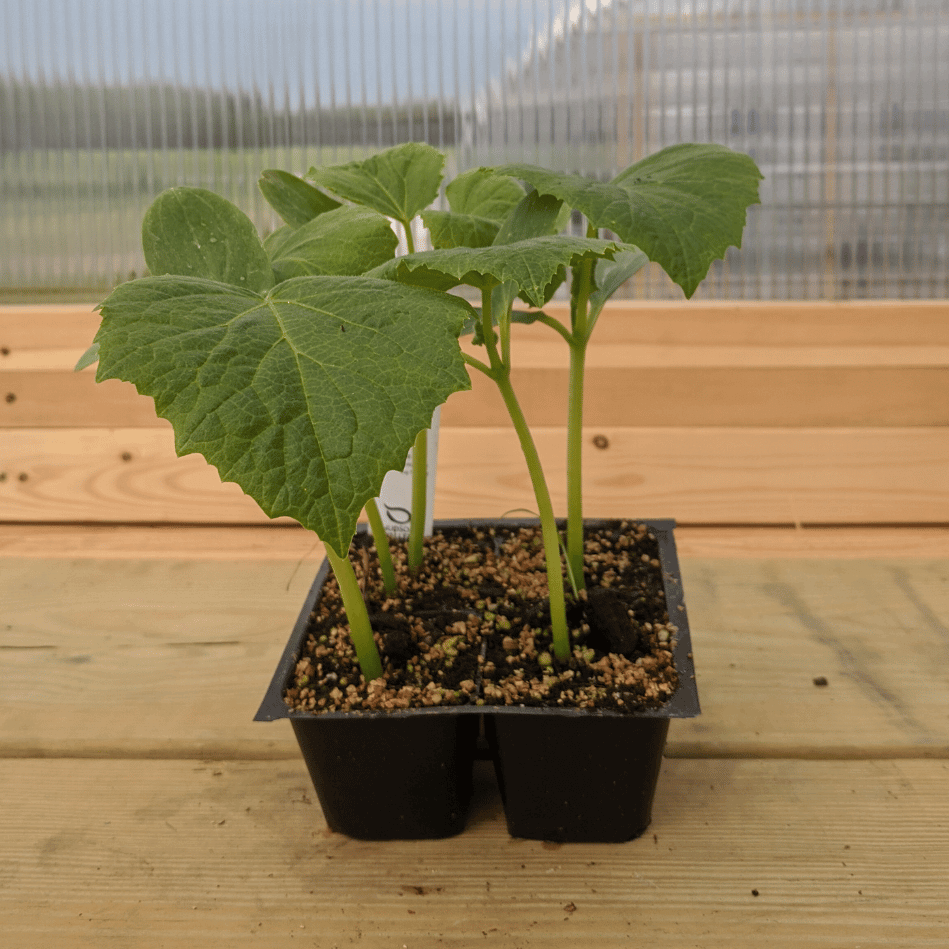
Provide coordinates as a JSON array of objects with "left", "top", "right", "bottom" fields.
[
  {"left": 2, "top": 757, "right": 947, "bottom": 947},
  {"left": 3, "top": 299, "right": 949, "bottom": 346},
  {"left": 6, "top": 361, "right": 949, "bottom": 427},
  {"left": 2, "top": 426, "right": 948, "bottom": 525},
  {"left": 3, "top": 523, "right": 949, "bottom": 560},
  {"left": 2, "top": 556, "right": 946, "bottom": 759}
]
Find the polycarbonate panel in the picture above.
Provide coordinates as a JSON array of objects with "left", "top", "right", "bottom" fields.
[{"left": 2, "top": 0, "right": 947, "bottom": 299}]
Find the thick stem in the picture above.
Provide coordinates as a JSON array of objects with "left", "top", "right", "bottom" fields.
[
  {"left": 407, "top": 428, "right": 427, "bottom": 573},
  {"left": 364, "top": 497, "right": 397, "bottom": 593},
  {"left": 324, "top": 544, "right": 384, "bottom": 682}
]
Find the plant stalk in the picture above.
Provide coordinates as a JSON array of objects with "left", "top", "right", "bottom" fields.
[
  {"left": 324, "top": 544, "right": 384, "bottom": 682},
  {"left": 482, "top": 286, "right": 571, "bottom": 661},
  {"left": 399, "top": 218, "right": 430, "bottom": 575},
  {"left": 407, "top": 428, "right": 427, "bottom": 573},
  {"left": 565, "top": 336, "right": 587, "bottom": 589},
  {"left": 565, "top": 239, "right": 597, "bottom": 590},
  {"left": 364, "top": 497, "right": 397, "bottom": 593},
  {"left": 495, "top": 371, "right": 571, "bottom": 661}
]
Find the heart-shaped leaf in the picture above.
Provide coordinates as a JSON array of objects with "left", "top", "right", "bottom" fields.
[
  {"left": 258, "top": 169, "right": 341, "bottom": 228},
  {"left": 308, "top": 142, "right": 445, "bottom": 224},
  {"left": 269, "top": 206, "right": 398, "bottom": 281},
  {"left": 446, "top": 167, "right": 525, "bottom": 220},
  {"left": 492, "top": 144, "right": 762, "bottom": 298},
  {"left": 369, "top": 234, "right": 625, "bottom": 308},
  {"left": 94, "top": 275, "right": 473, "bottom": 556},
  {"left": 142, "top": 187, "right": 274, "bottom": 293}
]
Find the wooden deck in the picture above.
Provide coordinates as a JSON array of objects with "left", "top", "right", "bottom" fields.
[{"left": 2, "top": 302, "right": 948, "bottom": 946}]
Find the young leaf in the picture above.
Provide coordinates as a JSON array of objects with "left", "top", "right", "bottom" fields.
[
  {"left": 420, "top": 210, "right": 500, "bottom": 250},
  {"left": 446, "top": 167, "right": 525, "bottom": 221},
  {"left": 308, "top": 142, "right": 445, "bottom": 224},
  {"left": 268, "top": 206, "right": 399, "bottom": 281},
  {"left": 142, "top": 187, "right": 274, "bottom": 293},
  {"left": 370, "top": 234, "right": 626, "bottom": 308},
  {"left": 587, "top": 248, "right": 649, "bottom": 319},
  {"left": 258, "top": 170, "right": 341, "bottom": 228},
  {"left": 94, "top": 275, "right": 473, "bottom": 557},
  {"left": 492, "top": 144, "right": 762, "bottom": 298}
]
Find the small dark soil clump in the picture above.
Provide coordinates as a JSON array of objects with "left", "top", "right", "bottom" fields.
[{"left": 283, "top": 521, "right": 680, "bottom": 715}]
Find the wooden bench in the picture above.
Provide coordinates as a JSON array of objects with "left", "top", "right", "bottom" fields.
[{"left": 2, "top": 300, "right": 948, "bottom": 946}]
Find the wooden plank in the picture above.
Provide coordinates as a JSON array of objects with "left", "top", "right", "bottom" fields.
[
  {"left": 7, "top": 344, "right": 948, "bottom": 427},
  {"left": 2, "top": 556, "right": 946, "bottom": 758},
  {"left": 3, "top": 299, "right": 949, "bottom": 346},
  {"left": 1, "top": 758, "right": 947, "bottom": 947},
  {"left": 3, "top": 524, "right": 949, "bottom": 560},
  {"left": 2, "top": 426, "right": 948, "bottom": 525}
]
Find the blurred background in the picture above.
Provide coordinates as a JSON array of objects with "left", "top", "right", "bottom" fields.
[{"left": 2, "top": 0, "right": 947, "bottom": 301}]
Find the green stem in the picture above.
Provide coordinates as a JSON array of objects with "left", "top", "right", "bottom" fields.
[
  {"left": 481, "top": 287, "right": 570, "bottom": 660},
  {"left": 566, "top": 335, "right": 587, "bottom": 589},
  {"left": 495, "top": 370, "right": 571, "bottom": 661},
  {"left": 407, "top": 428, "right": 427, "bottom": 573},
  {"left": 403, "top": 220, "right": 416, "bottom": 255},
  {"left": 398, "top": 217, "right": 429, "bottom": 574},
  {"left": 531, "top": 311, "right": 575, "bottom": 345},
  {"left": 364, "top": 498, "right": 397, "bottom": 593},
  {"left": 565, "top": 235, "right": 597, "bottom": 590},
  {"left": 324, "top": 544, "right": 384, "bottom": 682}
]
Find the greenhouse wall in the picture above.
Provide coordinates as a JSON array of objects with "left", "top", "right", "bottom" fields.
[{"left": 1, "top": 0, "right": 947, "bottom": 300}]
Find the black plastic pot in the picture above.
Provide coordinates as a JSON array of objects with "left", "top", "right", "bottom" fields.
[
  {"left": 255, "top": 554, "right": 481, "bottom": 840},
  {"left": 256, "top": 518, "right": 698, "bottom": 843},
  {"left": 483, "top": 519, "right": 700, "bottom": 843}
]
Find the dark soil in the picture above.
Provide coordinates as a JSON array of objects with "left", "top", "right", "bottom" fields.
[{"left": 283, "top": 521, "right": 680, "bottom": 715}]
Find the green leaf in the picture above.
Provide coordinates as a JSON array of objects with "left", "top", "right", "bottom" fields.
[
  {"left": 492, "top": 190, "right": 568, "bottom": 245},
  {"left": 94, "top": 275, "right": 473, "bottom": 556},
  {"left": 258, "top": 170, "right": 341, "bottom": 228},
  {"left": 269, "top": 206, "right": 398, "bottom": 281},
  {"left": 588, "top": 248, "right": 649, "bottom": 319},
  {"left": 446, "top": 168, "right": 525, "bottom": 221},
  {"left": 369, "top": 234, "right": 625, "bottom": 308},
  {"left": 308, "top": 142, "right": 445, "bottom": 224},
  {"left": 420, "top": 210, "right": 500, "bottom": 249},
  {"left": 263, "top": 225, "right": 295, "bottom": 259},
  {"left": 492, "top": 144, "right": 762, "bottom": 298},
  {"left": 141, "top": 187, "right": 274, "bottom": 293},
  {"left": 74, "top": 342, "right": 99, "bottom": 371}
]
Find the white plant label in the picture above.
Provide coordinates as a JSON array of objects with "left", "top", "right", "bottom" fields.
[{"left": 373, "top": 406, "right": 440, "bottom": 540}]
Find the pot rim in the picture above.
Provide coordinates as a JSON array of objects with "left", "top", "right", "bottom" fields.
[{"left": 255, "top": 517, "right": 700, "bottom": 722}]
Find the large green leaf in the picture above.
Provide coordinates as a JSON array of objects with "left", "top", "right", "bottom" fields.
[
  {"left": 446, "top": 168, "right": 525, "bottom": 220},
  {"left": 420, "top": 210, "right": 500, "bottom": 249},
  {"left": 94, "top": 275, "right": 473, "bottom": 556},
  {"left": 141, "top": 187, "right": 274, "bottom": 293},
  {"left": 492, "top": 189, "right": 568, "bottom": 245},
  {"left": 269, "top": 206, "right": 398, "bottom": 281},
  {"left": 258, "top": 169, "right": 341, "bottom": 228},
  {"left": 492, "top": 144, "right": 762, "bottom": 298},
  {"left": 369, "top": 234, "right": 625, "bottom": 308},
  {"left": 307, "top": 142, "right": 445, "bottom": 224}
]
